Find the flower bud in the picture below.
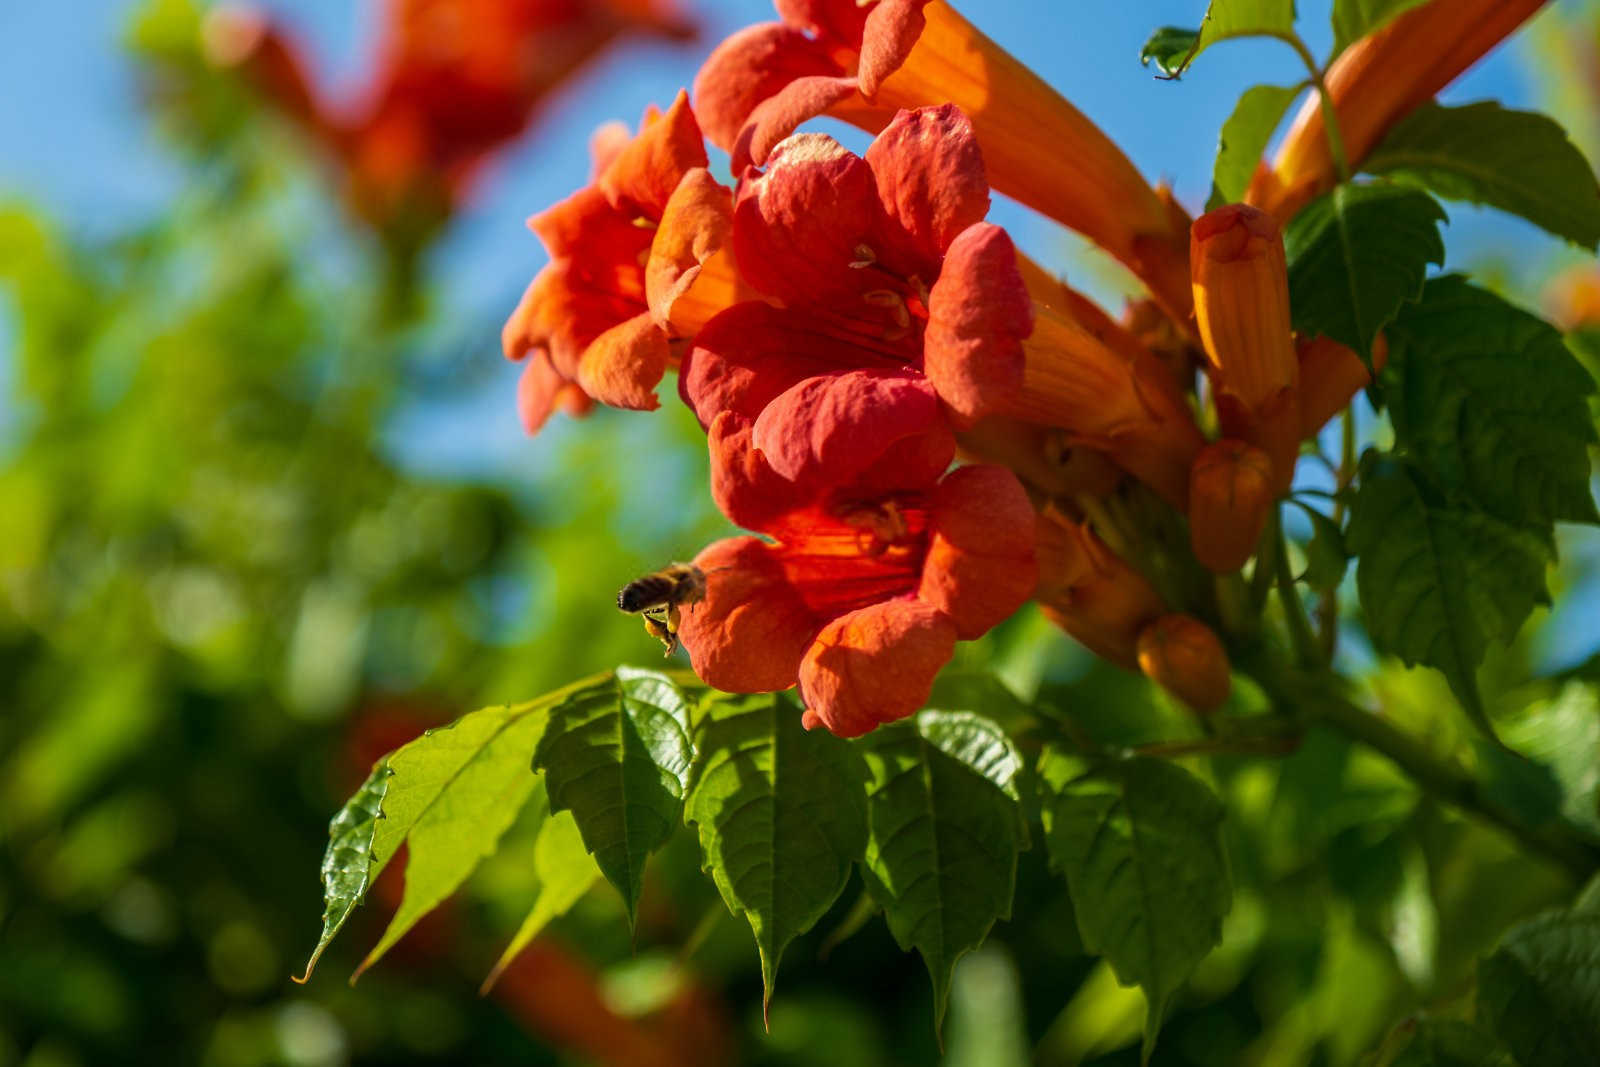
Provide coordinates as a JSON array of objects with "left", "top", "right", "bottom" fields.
[
  {"left": 1191, "top": 204, "right": 1301, "bottom": 491},
  {"left": 1297, "top": 333, "right": 1389, "bottom": 438},
  {"left": 1137, "top": 614, "right": 1231, "bottom": 713},
  {"left": 1188, "top": 440, "right": 1274, "bottom": 573}
]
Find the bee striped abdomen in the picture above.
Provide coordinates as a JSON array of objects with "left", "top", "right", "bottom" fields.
[{"left": 617, "top": 574, "right": 677, "bottom": 613}]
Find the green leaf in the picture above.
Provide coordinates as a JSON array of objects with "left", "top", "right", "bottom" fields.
[
  {"left": 1478, "top": 910, "right": 1600, "bottom": 1066},
  {"left": 1347, "top": 456, "right": 1552, "bottom": 721},
  {"left": 1330, "top": 0, "right": 1431, "bottom": 56},
  {"left": 1212, "top": 83, "right": 1306, "bottom": 207},
  {"left": 532, "top": 667, "right": 693, "bottom": 927},
  {"left": 683, "top": 691, "right": 867, "bottom": 1009},
  {"left": 1038, "top": 750, "right": 1231, "bottom": 1064},
  {"left": 1140, "top": 1, "right": 1296, "bottom": 79},
  {"left": 355, "top": 705, "right": 549, "bottom": 978},
  {"left": 296, "top": 762, "right": 391, "bottom": 983},
  {"left": 481, "top": 800, "right": 602, "bottom": 992},
  {"left": 1364, "top": 102, "right": 1600, "bottom": 250},
  {"left": 1289, "top": 498, "right": 1349, "bottom": 589},
  {"left": 1384, "top": 276, "right": 1598, "bottom": 528},
  {"left": 1381, "top": 1019, "right": 1517, "bottom": 1067},
  {"left": 1139, "top": 27, "right": 1201, "bottom": 78},
  {"left": 1285, "top": 182, "right": 1446, "bottom": 363},
  {"left": 857, "top": 710, "right": 1028, "bottom": 1031}
]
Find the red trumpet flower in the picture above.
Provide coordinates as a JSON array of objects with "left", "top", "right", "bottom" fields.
[
  {"left": 503, "top": 92, "right": 748, "bottom": 432},
  {"left": 678, "top": 464, "right": 1036, "bottom": 738},
  {"left": 208, "top": 0, "right": 695, "bottom": 234}
]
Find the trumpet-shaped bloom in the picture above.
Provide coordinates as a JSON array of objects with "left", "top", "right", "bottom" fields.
[
  {"left": 1248, "top": 0, "right": 1547, "bottom": 223},
  {"left": 209, "top": 0, "right": 695, "bottom": 233},
  {"left": 503, "top": 93, "right": 748, "bottom": 433},
  {"left": 691, "top": 0, "right": 1193, "bottom": 321},
  {"left": 678, "top": 464, "right": 1036, "bottom": 737},
  {"left": 683, "top": 106, "right": 1203, "bottom": 514},
  {"left": 679, "top": 107, "right": 1030, "bottom": 504},
  {"left": 1192, "top": 204, "right": 1300, "bottom": 492},
  {"left": 1034, "top": 508, "right": 1165, "bottom": 668}
]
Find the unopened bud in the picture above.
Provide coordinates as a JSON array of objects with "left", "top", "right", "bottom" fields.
[
  {"left": 1035, "top": 510, "right": 1164, "bottom": 668},
  {"left": 1137, "top": 614, "right": 1231, "bottom": 713},
  {"left": 1188, "top": 440, "right": 1273, "bottom": 573},
  {"left": 1191, "top": 204, "right": 1300, "bottom": 490}
]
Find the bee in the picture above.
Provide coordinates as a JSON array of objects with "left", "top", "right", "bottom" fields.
[{"left": 616, "top": 562, "right": 707, "bottom": 657}]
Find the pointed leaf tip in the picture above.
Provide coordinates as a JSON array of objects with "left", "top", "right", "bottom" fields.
[
  {"left": 296, "top": 761, "right": 393, "bottom": 984},
  {"left": 533, "top": 668, "right": 693, "bottom": 927},
  {"left": 684, "top": 690, "right": 867, "bottom": 1013}
]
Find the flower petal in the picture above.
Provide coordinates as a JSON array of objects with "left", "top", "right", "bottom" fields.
[
  {"left": 752, "top": 368, "right": 949, "bottom": 486},
  {"left": 924, "top": 222, "right": 1031, "bottom": 423},
  {"left": 691, "top": 22, "right": 843, "bottom": 153},
  {"left": 798, "top": 598, "right": 956, "bottom": 737},
  {"left": 706, "top": 412, "right": 815, "bottom": 530},
  {"left": 733, "top": 132, "right": 881, "bottom": 307},
  {"left": 679, "top": 301, "right": 865, "bottom": 426},
  {"left": 865, "top": 104, "right": 989, "bottom": 272},
  {"left": 645, "top": 167, "right": 741, "bottom": 334},
  {"left": 597, "top": 89, "right": 709, "bottom": 219},
  {"left": 918, "top": 465, "right": 1037, "bottom": 639},
  {"left": 775, "top": 0, "right": 871, "bottom": 45},
  {"left": 681, "top": 535, "right": 817, "bottom": 692},
  {"left": 576, "top": 312, "right": 669, "bottom": 411},
  {"left": 733, "top": 74, "right": 867, "bottom": 172},
  {"left": 857, "top": 0, "right": 930, "bottom": 98},
  {"left": 516, "top": 352, "right": 591, "bottom": 434}
]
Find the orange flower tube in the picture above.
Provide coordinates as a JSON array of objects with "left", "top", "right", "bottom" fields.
[
  {"left": 694, "top": 1, "right": 1193, "bottom": 322},
  {"left": 1191, "top": 204, "right": 1300, "bottom": 492},
  {"left": 1297, "top": 333, "right": 1388, "bottom": 438},
  {"left": 1188, "top": 440, "right": 1274, "bottom": 573},
  {"left": 1248, "top": 0, "right": 1548, "bottom": 223},
  {"left": 1035, "top": 509, "right": 1166, "bottom": 668},
  {"left": 1137, "top": 614, "right": 1231, "bottom": 713}
]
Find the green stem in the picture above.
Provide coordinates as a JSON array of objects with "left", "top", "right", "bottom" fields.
[
  {"left": 1272, "top": 513, "right": 1322, "bottom": 669},
  {"left": 1247, "top": 661, "right": 1600, "bottom": 879},
  {"left": 1272, "top": 31, "right": 1352, "bottom": 182}
]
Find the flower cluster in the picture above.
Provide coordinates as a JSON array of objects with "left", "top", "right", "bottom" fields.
[
  {"left": 205, "top": 0, "right": 694, "bottom": 242},
  {"left": 501, "top": 0, "right": 1534, "bottom": 734}
]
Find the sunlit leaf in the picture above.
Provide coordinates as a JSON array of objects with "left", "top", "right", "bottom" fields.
[
  {"left": 1140, "top": 0, "right": 1295, "bottom": 79},
  {"left": 858, "top": 711, "right": 1028, "bottom": 1031},
  {"left": 296, "top": 762, "right": 391, "bottom": 983},
  {"left": 355, "top": 705, "right": 549, "bottom": 978},
  {"left": 1211, "top": 83, "right": 1305, "bottom": 207},
  {"left": 684, "top": 691, "right": 867, "bottom": 1008},
  {"left": 532, "top": 667, "right": 693, "bottom": 927},
  {"left": 1330, "top": 0, "right": 1430, "bottom": 56},
  {"left": 1384, "top": 277, "right": 1598, "bottom": 529},
  {"left": 1038, "top": 749, "right": 1231, "bottom": 1064},
  {"left": 481, "top": 798, "right": 601, "bottom": 992},
  {"left": 1478, "top": 909, "right": 1600, "bottom": 1066},
  {"left": 1364, "top": 102, "right": 1600, "bottom": 250},
  {"left": 1285, "top": 182, "right": 1446, "bottom": 364},
  {"left": 1347, "top": 456, "right": 1551, "bottom": 724}
]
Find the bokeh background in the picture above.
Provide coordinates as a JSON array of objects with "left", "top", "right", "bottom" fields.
[{"left": 2, "top": 2, "right": 1597, "bottom": 1065}]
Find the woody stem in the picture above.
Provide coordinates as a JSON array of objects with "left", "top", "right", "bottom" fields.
[{"left": 1244, "top": 656, "right": 1600, "bottom": 880}]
